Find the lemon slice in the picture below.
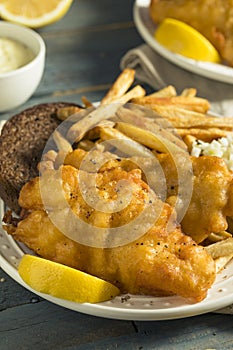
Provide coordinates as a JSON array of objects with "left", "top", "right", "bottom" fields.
[
  {"left": 18, "top": 255, "right": 120, "bottom": 303},
  {"left": 154, "top": 18, "right": 221, "bottom": 63},
  {"left": 0, "top": 0, "right": 73, "bottom": 28}
]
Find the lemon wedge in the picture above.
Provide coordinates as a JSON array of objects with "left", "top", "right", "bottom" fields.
[
  {"left": 18, "top": 255, "right": 120, "bottom": 303},
  {"left": 154, "top": 18, "right": 221, "bottom": 63},
  {"left": 0, "top": 0, "right": 73, "bottom": 28}
]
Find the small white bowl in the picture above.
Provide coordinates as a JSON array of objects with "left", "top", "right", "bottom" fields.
[{"left": 0, "top": 21, "right": 46, "bottom": 112}]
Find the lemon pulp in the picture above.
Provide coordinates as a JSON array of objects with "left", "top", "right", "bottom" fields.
[
  {"left": 154, "top": 18, "right": 221, "bottom": 63},
  {"left": 0, "top": 0, "right": 73, "bottom": 28},
  {"left": 18, "top": 255, "right": 120, "bottom": 303}
]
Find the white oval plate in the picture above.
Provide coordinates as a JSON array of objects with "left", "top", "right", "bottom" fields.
[
  {"left": 1, "top": 196, "right": 233, "bottom": 321},
  {"left": 133, "top": 0, "right": 233, "bottom": 84}
]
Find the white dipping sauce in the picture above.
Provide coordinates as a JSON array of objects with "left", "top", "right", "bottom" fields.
[{"left": 0, "top": 37, "right": 35, "bottom": 74}]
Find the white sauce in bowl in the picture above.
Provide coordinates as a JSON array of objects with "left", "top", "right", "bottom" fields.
[{"left": 0, "top": 37, "right": 35, "bottom": 74}]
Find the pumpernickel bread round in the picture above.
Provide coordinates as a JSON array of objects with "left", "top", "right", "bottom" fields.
[{"left": 0, "top": 102, "right": 78, "bottom": 213}]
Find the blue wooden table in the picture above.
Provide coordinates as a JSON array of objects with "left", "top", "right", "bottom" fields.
[{"left": 1, "top": 1, "right": 233, "bottom": 349}]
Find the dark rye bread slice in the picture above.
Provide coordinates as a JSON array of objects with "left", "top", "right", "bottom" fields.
[{"left": 0, "top": 102, "right": 78, "bottom": 213}]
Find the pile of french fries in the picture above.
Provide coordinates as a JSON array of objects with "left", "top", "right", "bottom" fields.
[{"left": 42, "top": 68, "right": 233, "bottom": 275}]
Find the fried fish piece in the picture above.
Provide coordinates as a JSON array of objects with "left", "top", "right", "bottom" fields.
[
  {"left": 182, "top": 156, "right": 233, "bottom": 243},
  {"left": 5, "top": 154, "right": 215, "bottom": 302},
  {"left": 149, "top": 0, "right": 233, "bottom": 66},
  {"left": 157, "top": 153, "right": 233, "bottom": 243}
]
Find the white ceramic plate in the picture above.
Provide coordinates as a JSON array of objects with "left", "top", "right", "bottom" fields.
[
  {"left": 133, "top": 0, "right": 233, "bottom": 84},
  {"left": 1, "top": 117, "right": 233, "bottom": 321},
  {"left": 1, "top": 195, "right": 233, "bottom": 321}
]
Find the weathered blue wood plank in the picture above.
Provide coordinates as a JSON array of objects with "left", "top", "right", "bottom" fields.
[
  {"left": 0, "top": 301, "right": 135, "bottom": 350},
  {"left": 1, "top": 300, "right": 233, "bottom": 350},
  {"left": 40, "top": 26, "right": 142, "bottom": 93},
  {"left": 135, "top": 313, "right": 233, "bottom": 350},
  {"left": 38, "top": 0, "right": 136, "bottom": 32},
  {"left": 0, "top": 269, "right": 41, "bottom": 311}
]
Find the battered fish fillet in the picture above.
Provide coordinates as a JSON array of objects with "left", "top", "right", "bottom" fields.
[
  {"left": 4, "top": 153, "right": 215, "bottom": 302},
  {"left": 157, "top": 153, "right": 233, "bottom": 243},
  {"left": 150, "top": 0, "right": 233, "bottom": 66}
]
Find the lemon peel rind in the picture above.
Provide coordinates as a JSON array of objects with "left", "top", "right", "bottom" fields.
[
  {"left": 0, "top": 0, "right": 73, "bottom": 28},
  {"left": 18, "top": 255, "right": 120, "bottom": 303},
  {"left": 155, "top": 18, "right": 221, "bottom": 63}
]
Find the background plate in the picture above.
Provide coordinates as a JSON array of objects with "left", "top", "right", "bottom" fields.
[
  {"left": 134, "top": 0, "right": 233, "bottom": 84},
  {"left": 1, "top": 196, "right": 233, "bottom": 321}
]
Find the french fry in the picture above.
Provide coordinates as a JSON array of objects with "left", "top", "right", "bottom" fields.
[
  {"left": 207, "top": 231, "right": 232, "bottom": 243},
  {"left": 116, "top": 85, "right": 146, "bottom": 103},
  {"left": 57, "top": 106, "right": 82, "bottom": 121},
  {"left": 146, "top": 85, "right": 177, "bottom": 98},
  {"left": 131, "top": 96, "right": 210, "bottom": 113},
  {"left": 67, "top": 104, "right": 119, "bottom": 143},
  {"left": 81, "top": 96, "right": 93, "bottom": 108},
  {"left": 205, "top": 237, "right": 233, "bottom": 259},
  {"left": 166, "top": 195, "right": 178, "bottom": 208},
  {"left": 116, "top": 122, "right": 185, "bottom": 154},
  {"left": 99, "top": 125, "right": 153, "bottom": 157},
  {"left": 161, "top": 115, "right": 233, "bottom": 129},
  {"left": 182, "top": 135, "right": 197, "bottom": 153},
  {"left": 37, "top": 150, "right": 58, "bottom": 174},
  {"left": 141, "top": 105, "right": 208, "bottom": 120},
  {"left": 53, "top": 130, "right": 73, "bottom": 153},
  {"left": 83, "top": 120, "right": 115, "bottom": 141},
  {"left": 96, "top": 119, "right": 115, "bottom": 128},
  {"left": 58, "top": 106, "right": 96, "bottom": 124},
  {"left": 177, "top": 128, "right": 233, "bottom": 142},
  {"left": 124, "top": 103, "right": 169, "bottom": 127},
  {"left": 67, "top": 86, "right": 146, "bottom": 143},
  {"left": 63, "top": 148, "right": 87, "bottom": 169},
  {"left": 214, "top": 253, "right": 233, "bottom": 273},
  {"left": 42, "top": 150, "right": 58, "bottom": 163},
  {"left": 101, "top": 68, "right": 135, "bottom": 104},
  {"left": 181, "top": 88, "right": 197, "bottom": 97},
  {"left": 38, "top": 160, "right": 55, "bottom": 173},
  {"left": 116, "top": 106, "right": 187, "bottom": 150},
  {"left": 77, "top": 139, "right": 95, "bottom": 151}
]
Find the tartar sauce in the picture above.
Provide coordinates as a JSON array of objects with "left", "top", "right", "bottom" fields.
[{"left": 0, "top": 37, "right": 35, "bottom": 74}]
